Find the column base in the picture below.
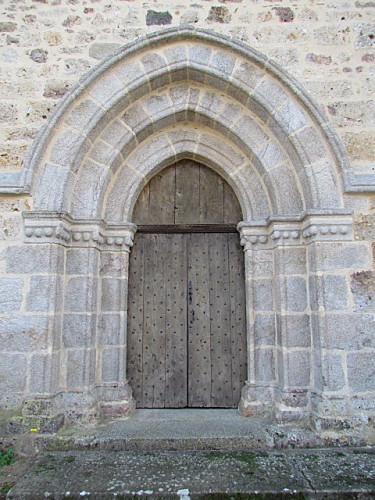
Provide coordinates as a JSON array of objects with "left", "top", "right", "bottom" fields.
[
  {"left": 275, "top": 389, "right": 310, "bottom": 425},
  {"left": 8, "top": 397, "right": 65, "bottom": 435},
  {"left": 99, "top": 399, "right": 136, "bottom": 418},
  {"left": 96, "top": 381, "right": 136, "bottom": 419},
  {"left": 310, "top": 392, "right": 367, "bottom": 432},
  {"left": 238, "top": 382, "right": 275, "bottom": 419}
]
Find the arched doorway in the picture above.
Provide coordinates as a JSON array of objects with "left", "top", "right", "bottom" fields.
[
  {"left": 14, "top": 29, "right": 361, "bottom": 431},
  {"left": 127, "top": 160, "right": 247, "bottom": 408}
]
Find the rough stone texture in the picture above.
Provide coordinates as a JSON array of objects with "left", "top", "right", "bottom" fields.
[
  {"left": 89, "top": 43, "right": 121, "bottom": 60},
  {"left": 0, "top": 2, "right": 374, "bottom": 437},
  {"left": 0, "top": 315, "right": 52, "bottom": 352},
  {"left": 97, "top": 314, "right": 122, "bottom": 346},
  {"left": 254, "top": 314, "right": 275, "bottom": 346},
  {"left": 253, "top": 279, "right": 274, "bottom": 311},
  {"left": 286, "top": 351, "right": 311, "bottom": 387},
  {"left": 0, "top": 278, "right": 23, "bottom": 313},
  {"left": 317, "top": 313, "right": 375, "bottom": 350},
  {"left": 7, "top": 447, "right": 375, "bottom": 497},
  {"left": 309, "top": 275, "right": 349, "bottom": 311},
  {"left": 255, "top": 348, "right": 275, "bottom": 383},
  {"left": 101, "top": 347, "right": 120, "bottom": 382},
  {"left": 274, "top": 7, "right": 295, "bottom": 23},
  {"left": 322, "top": 353, "right": 346, "bottom": 391},
  {"left": 3, "top": 0, "right": 369, "bottom": 173},
  {"left": 0, "top": 22, "right": 17, "bottom": 33},
  {"left": 63, "top": 314, "right": 96, "bottom": 348},
  {"left": 6, "top": 245, "right": 64, "bottom": 275},
  {"left": 101, "top": 278, "right": 127, "bottom": 312},
  {"left": 66, "top": 248, "right": 98, "bottom": 276},
  {"left": 99, "top": 252, "right": 129, "bottom": 278},
  {"left": 278, "top": 315, "right": 311, "bottom": 349},
  {"left": 347, "top": 352, "right": 375, "bottom": 391},
  {"left": 275, "top": 247, "right": 307, "bottom": 275},
  {"left": 65, "top": 277, "right": 98, "bottom": 313},
  {"left": 351, "top": 270, "right": 375, "bottom": 311},
  {"left": 308, "top": 242, "right": 370, "bottom": 272},
  {"left": 354, "top": 210, "right": 375, "bottom": 240},
  {"left": 207, "top": 6, "right": 231, "bottom": 23},
  {"left": 0, "top": 353, "right": 26, "bottom": 392},
  {"left": 30, "top": 49, "right": 48, "bottom": 63},
  {"left": 278, "top": 277, "right": 307, "bottom": 313},
  {"left": 26, "top": 275, "right": 61, "bottom": 312},
  {"left": 146, "top": 10, "right": 172, "bottom": 26}
]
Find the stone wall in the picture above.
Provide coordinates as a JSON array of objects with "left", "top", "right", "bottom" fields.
[
  {"left": 1, "top": 0, "right": 374, "bottom": 176},
  {"left": 0, "top": 0, "right": 374, "bottom": 438}
]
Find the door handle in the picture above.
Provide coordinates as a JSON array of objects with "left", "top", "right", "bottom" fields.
[{"left": 188, "top": 281, "right": 192, "bottom": 305}]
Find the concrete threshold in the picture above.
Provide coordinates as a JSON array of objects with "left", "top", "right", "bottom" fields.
[
  {"left": 37, "top": 409, "right": 368, "bottom": 452},
  {"left": 5, "top": 411, "right": 375, "bottom": 498}
]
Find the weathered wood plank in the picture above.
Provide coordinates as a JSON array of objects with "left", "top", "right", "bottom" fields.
[
  {"left": 141, "top": 233, "right": 155, "bottom": 407},
  {"left": 165, "top": 234, "right": 188, "bottom": 407},
  {"left": 209, "top": 233, "right": 233, "bottom": 407},
  {"left": 224, "top": 182, "right": 242, "bottom": 224},
  {"left": 141, "top": 234, "right": 166, "bottom": 407},
  {"left": 175, "top": 160, "right": 200, "bottom": 223},
  {"left": 133, "top": 160, "right": 242, "bottom": 225},
  {"left": 199, "top": 166, "right": 224, "bottom": 223},
  {"left": 132, "top": 184, "right": 150, "bottom": 225},
  {"left": 187, "top": 233, "right": 212, "bottom": 407},
  {"left": 137, "top": 224, "right": 237, "bottom": 234},
  {"left": 153, "top": 234, "right": 169, "bottom": 407},
  {"left": 148, "top": 167, "right": 176, "bottom": 224},
  {"left": 228, "top": 233, "right": 247, "bottom": 403},
  {"left": 127, "top": 233, "right": 145, "bottom": 406}
]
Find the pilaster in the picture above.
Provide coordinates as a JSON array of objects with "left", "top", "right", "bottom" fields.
[{"left": 22, "top": 211, "right": 137, "bottom": 421}]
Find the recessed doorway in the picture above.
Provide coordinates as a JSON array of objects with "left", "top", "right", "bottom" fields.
[{"left": 127, "top": 160, "right": 247, "bottom": 408}]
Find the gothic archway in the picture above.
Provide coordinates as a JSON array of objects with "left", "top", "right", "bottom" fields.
[{"left": 21, "top": 28, "right": 354, "bottom": 426}]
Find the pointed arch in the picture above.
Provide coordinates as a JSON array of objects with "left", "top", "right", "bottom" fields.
[
  {"left": 17, "top": 28, "right": 358, "bottom": 426},
  {"left": 25, "top": 28, "right": 347, "bottom": 220}
]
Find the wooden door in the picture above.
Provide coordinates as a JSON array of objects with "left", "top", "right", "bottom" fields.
[{"left": 127, "top": 160, "right": 247, "bottom": 408}]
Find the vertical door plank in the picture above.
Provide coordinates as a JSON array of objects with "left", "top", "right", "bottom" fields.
[
  {"left": 223, "top": 182, "right": 242, "bottom": 224},
  {"left": 142, "top": 234, "right": 167, "bottom": 407},
  {"left": 127, "top": 233, "right": 145, "bottom": 407},
  {"left": 175, "top": 160, "right": 200, "bottom": 223},
  {"left": 148, "top": 166, "right": 176, "bottom": 224},
  {"left": 132, "top": 184, "right": 150, "bottom": 225},
  {"left": 199, "top": 166, "right": 224, "bottom": 223},
  {"left": 165, "top": 233, "right": 188, "bottom": 407},
  {"left": 208, "top": 233, "right": 233, "bottom": 407},
  {"left": 141, "top": 233, "right": 156, "bottom": 407},
  {"left": 151, "top": 234, "right": 168, "bottom": 407},
  {"left": 228, "top": 233, "right": 247, "bottom": 404},
  {"left": 188, "top": 233, "right": 212, "bottom": 407}
]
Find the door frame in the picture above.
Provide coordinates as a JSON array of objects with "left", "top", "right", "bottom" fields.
[{"left": 127, "top": 224, "right": 247, "bottom": 409}]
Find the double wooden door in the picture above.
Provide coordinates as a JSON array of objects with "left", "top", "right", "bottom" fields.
[{"left": 126, "top": 160, "right": 247, "bottom": 408}]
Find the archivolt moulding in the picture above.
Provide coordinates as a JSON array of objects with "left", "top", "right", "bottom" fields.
[{"left": 1, "top": 28, "right": 369, "bottom": 210}]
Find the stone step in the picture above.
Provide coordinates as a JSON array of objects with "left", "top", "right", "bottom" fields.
[
  {"left": 32, "top": 409, "right": 366, "bottom": 453},
  {"left": 8, "top": 448, "right": 375, "bottom": 499}
]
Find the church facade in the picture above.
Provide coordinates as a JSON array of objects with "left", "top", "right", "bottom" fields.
[{"left": 0, "top": 1, "right": 374, "bottom": 440}]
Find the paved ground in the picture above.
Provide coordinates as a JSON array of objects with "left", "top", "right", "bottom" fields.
[
  {"left": 7, "top": 447, "right": 375, "bottom": 498},
  {"left": 3, "top": 410, "right": 375, "bottom": 498}
]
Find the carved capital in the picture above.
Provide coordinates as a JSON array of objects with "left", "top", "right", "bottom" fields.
[
  {"left": 238, "top": 221, "right": 268, "bottom": 251},
  {"left": 23, "top": 211, "right": 137, "bottom": 252},
  {"left": 238, "top": 220, "right": 301, "bottom": 250},
  {"left": 301, "top": 214, "right": 353, "bottom": 243},
  {"left": 238, "top": 212, "right": 353, "bottom": 250}
]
